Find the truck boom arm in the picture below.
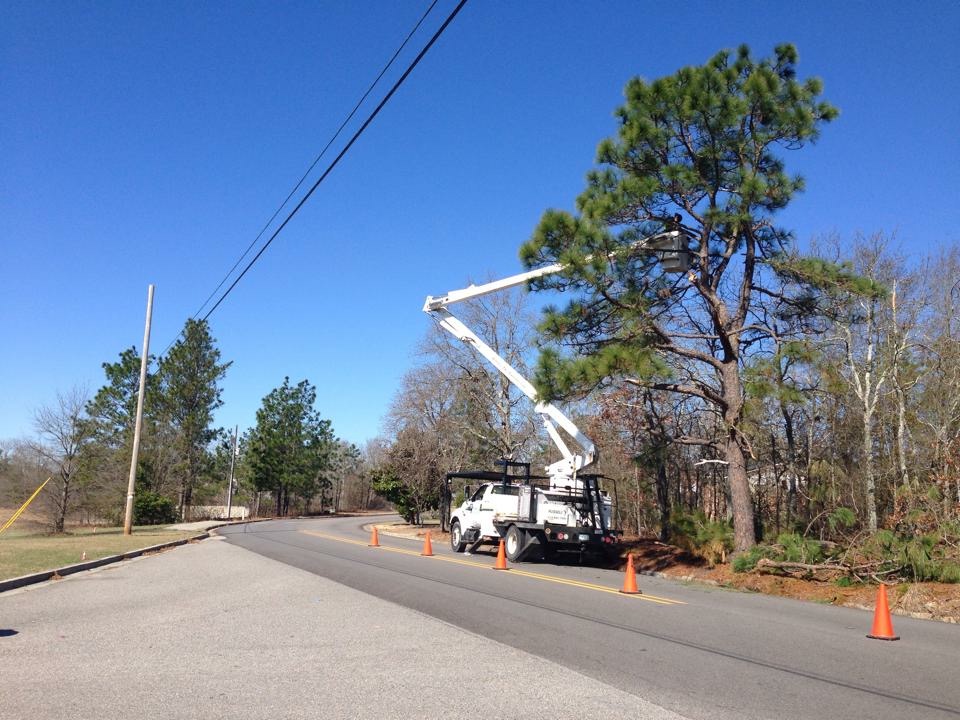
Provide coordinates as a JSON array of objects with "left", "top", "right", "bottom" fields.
[
  {"left": 425, "top": 305, "right": 593, "bottom": 483},
  {"left": 423, "top": 230, "right": 682, "bottom": 488}
]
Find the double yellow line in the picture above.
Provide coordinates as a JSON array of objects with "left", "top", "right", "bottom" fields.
[{"left": 301, "top": 529, "right": 684, "bottom": 606}]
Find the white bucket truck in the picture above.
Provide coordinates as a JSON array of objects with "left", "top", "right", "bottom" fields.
[{"left": 423, "top": 229, "right": 684, "bottom": 561}]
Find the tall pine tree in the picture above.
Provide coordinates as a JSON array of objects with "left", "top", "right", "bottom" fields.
[
  {"left": 158, "top": 319, "right": 230, "bottom": 518},
  {"left": 520, "top": 45, "right": 838, "bottom": 553},
  {"left": 247, "top": 377, "right": 335, "bottom": 516}
]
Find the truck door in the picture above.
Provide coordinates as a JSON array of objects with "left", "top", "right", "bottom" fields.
[{"left": 459, "top": 484, "right": 488, "bottom": 531}]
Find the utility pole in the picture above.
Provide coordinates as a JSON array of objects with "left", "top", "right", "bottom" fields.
[
  {"left": 124, "top": 285, "right": 154, "bottom": 535},
  {"left": 226, "top": 425, "right": 238, "bottom": 520}
]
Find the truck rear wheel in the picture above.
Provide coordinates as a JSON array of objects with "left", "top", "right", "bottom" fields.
[
  {"left": 505, "top": 525, "right": 525, "bottom": 562},
  {"left": 450, "top": 521, "right": 466, "bottom": 553}
]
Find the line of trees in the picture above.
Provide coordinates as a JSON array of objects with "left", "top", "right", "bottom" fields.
[
  {"left": 0, "top": 319, "right": 376, "bottom": 530},
  {"left": 0, "top": 319, "right": 232, "bottom": 529}
]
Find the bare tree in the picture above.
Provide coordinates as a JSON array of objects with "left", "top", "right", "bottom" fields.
[
  {"left": 917, "top": 245, "right": 960, "bottom": 509},
  {"left": 32, "top": 387, "right": 94, "bottom": 532},
  {"left": 420, "top": 287, "right": 540, "bottom": 463},
  {"left": 886, "top": 270, "right": 927, "bottom": 490},
  {"left": 0, "top": 440, "right": 47, "bottom": 512},
  {"left": 812, "top": 234, "right": 901, "bottom": 531}
]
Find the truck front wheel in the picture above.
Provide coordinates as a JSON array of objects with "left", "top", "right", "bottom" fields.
[
  {"left": 450, "top": 521, "right": 466, "bottom": 553},
  {"left": 505, "top": 525, "right": 525, "bottom": 562}
]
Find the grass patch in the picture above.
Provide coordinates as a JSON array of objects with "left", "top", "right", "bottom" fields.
[{"left": 0, "top": 526, "right": 199, "bottom": 581}]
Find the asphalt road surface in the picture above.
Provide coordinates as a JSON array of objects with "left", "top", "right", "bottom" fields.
[
  {"left": 3, "top": 515, "right": 959, "bottom": 719},
  {"left": 218, "top": 515, "right": 960, "bottom": 720},
  {"left": 0, "top": 528, "right": 680, "bottom": 720}
]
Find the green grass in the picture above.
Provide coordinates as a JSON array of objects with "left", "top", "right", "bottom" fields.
[{"left": 0, "top": 526, "right": 199, "bottom": 581}]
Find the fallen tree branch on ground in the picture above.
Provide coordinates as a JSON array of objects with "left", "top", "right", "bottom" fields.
[{"left": 755, "top": 558, "right": 847, "bottom": 580}]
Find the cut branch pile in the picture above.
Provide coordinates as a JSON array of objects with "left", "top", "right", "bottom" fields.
[{"left": 755, "top": 558, "right": 907, "bottom": 584}]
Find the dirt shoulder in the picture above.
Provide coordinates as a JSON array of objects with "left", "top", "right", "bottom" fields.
[
  {"left": 622, "top": 538, "right": 960, "bottom": 624},
  {"left": 372, "top": 521, "right": 960, "bottom": 623}
]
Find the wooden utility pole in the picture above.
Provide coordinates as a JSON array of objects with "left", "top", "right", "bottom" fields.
[
  {"left": 123, "top": 284, "right": 154, "bottom": 535},
  {"left": 226, "top": 425, "right": 238, "bottom": 520}
]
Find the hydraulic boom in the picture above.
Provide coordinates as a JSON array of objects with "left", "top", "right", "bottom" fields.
[{"left": 422, "top": 229, "right": 683, "bottom": 491}]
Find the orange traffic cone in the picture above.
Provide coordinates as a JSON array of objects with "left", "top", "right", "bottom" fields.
[
  {"left": 368, "top": 526, "right": 380, "bottom": 547},
  {"left": 492, "top": 539, "right": 509, "bottom": 570},
  {"left": 620, "top": 554, "right": 641, "bottom": 594},
  {"left": 421, "top": 531, "right": 434, "bottom": 556},
  {"left": 867, "top": 584, "right": 900, "bottom": 641}
]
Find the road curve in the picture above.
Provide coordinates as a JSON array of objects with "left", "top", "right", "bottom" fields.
[{"left": 220, "top": 515, "right": 960, "bottom": 720}]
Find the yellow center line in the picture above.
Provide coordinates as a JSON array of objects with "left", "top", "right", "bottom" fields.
[{"left": 301, "top": 530, "right": 684, "bottom": 606}]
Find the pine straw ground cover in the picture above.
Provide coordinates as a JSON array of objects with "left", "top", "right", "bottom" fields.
[{"left": 376, "top": 522, "right": 960, "bottom": 623}]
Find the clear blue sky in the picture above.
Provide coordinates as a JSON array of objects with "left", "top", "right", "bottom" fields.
[{"left": 2, "top": 1, "right": 958, "bottom": 447}]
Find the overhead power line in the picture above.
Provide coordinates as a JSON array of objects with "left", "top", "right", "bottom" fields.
[
  {"left": 159, "top": 0, "right": 467, "bottom": 356},
  {"left": 189, "top": 0, "right": 441, "bottom": 323},
  {"left": 202, "top": 0, "right": 468, "bottom": 321}
]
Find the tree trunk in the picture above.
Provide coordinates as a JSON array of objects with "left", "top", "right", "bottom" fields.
[
  {"left": 863, "top": 409, "right": 878, "bottom": 532},
  {"left": 770, "top": 431, "right": 781, "bottom": 535},
  {"left": 726, "top": 436, "right": 755, "bottom": 552},
  {"left": 780, "top": 402, "right": 799, "bottom": 526},
  {"left": 55, "top": 476, "right": 69, "bottom": 533},
  {"left": 611, "top": 477, "right": 623, "bottom": 531},
  {"left": 633, "top": 465, "right": 642, "bottom": 536},
  {"left": 894, "top": 379, "right": 910, "bottom": 488},
  {"left": 655, "top": 449, "right": 670, "bottom": 542},
  {"left": 183, "top": 484, "right": 193, "bottom": 521},
  {"left": 440, "top": 484, "right": 450, "bottom": 533},
  {"left": 720, "top": 360, "right": 755, "bottom": 553}
]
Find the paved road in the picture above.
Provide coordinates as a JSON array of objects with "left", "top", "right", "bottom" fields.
[
  {"left": 0, "top": 530, "right": 681, "bottom": 720},
  {"left": 219, "top": 515, "right": 960, "bottom": 720}
]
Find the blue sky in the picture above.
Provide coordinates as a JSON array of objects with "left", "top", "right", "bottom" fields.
[{"left": 2, "top": 0, "right": 958, "bottom": 447}]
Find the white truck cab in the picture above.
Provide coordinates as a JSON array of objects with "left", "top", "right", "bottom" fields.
[{"left": 453, "top": 483, "right": 520, "bottom": 542}]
